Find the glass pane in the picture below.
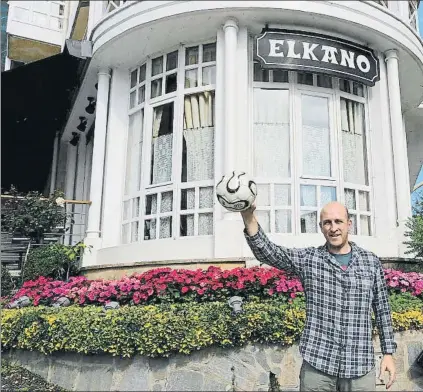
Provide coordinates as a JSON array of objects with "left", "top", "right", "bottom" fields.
[
  {"left": 145, "top": 194, "right": 157, "bottom": 215},
  {"left": 140, "top": 64, "right": 146, "bottom": 82},
  {"left": 130, "top": 69, "right": 138, "bottom": 88},
  {"left": 185, "top": 46, "right": 199, "bottom": 65},
  {"left": 321, "top": 187, "right": 337, "bottom": 206},
  {"left": 253, "top": 63, "right": 269, "bottom": 82},
  {"left": 152, "top": 56, "right": 163, "bottom": 76},
  {"left": 317, "top": 75, "right": 332, "bottom": 88},
  {"left": 353, "top": 82, "right": 364, "bottom": 97},
  {"left": 129, "top": 90, "right": 136, "bottom": 109},
  {"left": 185, "top": 69, "right": 198, "bottom": 88},
  {"left": 160, "top": 192, "right": 173, "bottom": 213},
  {"left": 275, "top": 184, "right": 291, "bottom": 206},
  {"left": 202, "top": 43, "right": 216, "bottom": 62},
  {"left": 275, "top": 210, "right": 291, "bottom": 233},
  {"left": 166, "top": 51, "right": 178, "bottom": 71},
  {"left": 349, "top": 214, "right": 357, "bottom": 235},
  {"left": 181, "top": 188, "right": 195, "bottom": 210},
  {"left": 182, "top": 92, "right": 215, "bottom": 182},
  {"left": 300, "top": 211, "right": 317, "bottom": 233},
  {"left": 256, "top": 184, "right": 270, "bottom": 206},
  {"left": 340, "top": 79, "right": 351, "bottom": 93},
  {"left": 180, "top": 214, "right": 194, "bottom": 236},
  {"left": 300, "top": 185, "right": 317, "bottom": 207},
  {"left": 298, "top": 72, "right": 313, "bottom": 85},
  {"left": 359, "top": 191, "right": 370, "bottom": 212},
  {"left": 159, "top": 217, "right": 172, "bottom": 238},
  {"left": 199, "top": 187, "right": 214, "bottom": 209},
  {"left": 273, "top": 70, "right": 288, "bottom": 83},
  {"left": 360, "top": 215, "right": 371, "bottom": 236},
  {"left": 122, "top": 223, "right": 130, "bottom": 244},
  {"left": 253, "top": 89, "right": 290, "bottom": 178},
  {"left": 151, "top": 79, "right": 162, "bottom": 98},
  {"left": 125, "top": 111, "right": 143, "bottom": 194},
  {"left": 144, "top": 219, "right": 156, "bottom": 240},
  {"left": 165, "top": 73, "right": 177, "bottom": 93},
  {"left": 131, "top": 221, "right": 139, "bottom": 242},
  {"left": 138, "top": 86, "right": 145, "bottom": 104},
  {"left": 151, "top": 103, "right": 174, "bottom": 184},
  {"left": 199, "top": 213, "right": 213, "bottom": 235},
  {"left": 13, "top": 7, "right": 30, "bottom": 22},
  {"left": 132, "top": 197, "right": 140, "bottom": 218},
  {"left": 301, "top": 95, "right": 331, "bottom": 177},
  {"left": 123, "top": 200, "right": 130, "bottom": 220},
  {"left": 33, "top": 12, "right": 48, "bottom": 26},
  {"left": 341, "top": 99, "right": 368, "bottom": 185},
  {"left": 202, "top": 66, "right": 216, "bottom": 86},
  {"left": 344, "top": 189, "right": 356, "bottom": 210},
  {"left": 256, "top": 210, "right": 270, "bottom": 233}
]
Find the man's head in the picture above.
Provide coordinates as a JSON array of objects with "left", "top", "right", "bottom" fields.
[{"left": 319, "top": 201, "right": 351, "bottom": 252}]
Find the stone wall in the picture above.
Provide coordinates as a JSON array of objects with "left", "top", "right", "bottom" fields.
[{"left": 4, "top": 331, "right": 423, "bottom": 391}]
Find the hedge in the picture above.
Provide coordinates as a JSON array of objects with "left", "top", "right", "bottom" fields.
[
  {"left": 2, "top": 298, "right": 423, "bottom": 359},
  {"left": 4, "top": 266, "right": 423, "bottom": 308}
]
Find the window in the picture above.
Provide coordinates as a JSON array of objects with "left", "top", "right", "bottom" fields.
[
  {"left": 123, "top": 43, "right": 216, "bottom": 243},
  {"left": 252, "top": 67, "right": 372, "bottom": 235},
  {"left": 11, "top": 1, "right": 65, "bottom": 30}
]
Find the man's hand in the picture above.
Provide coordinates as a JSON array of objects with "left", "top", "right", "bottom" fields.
[
  {"left": 379, "top": 354, "right": 396, "bottom": 389},
  {"left": 240, "top": 203, "right": 258, "bottom": 236}
]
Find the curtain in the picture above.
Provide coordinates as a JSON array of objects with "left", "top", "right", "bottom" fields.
[
  {"left": 253, "top": 89, "right": 290, "bottom": 178},
  {"left": 341, "top": 99, "right": 366, "bottom": 184},
  {"left": 183, "top": 92, "right": 214, "bottom": 182},
  {"left": 151, "top": 107, "right": 173, "bottom": 184}
]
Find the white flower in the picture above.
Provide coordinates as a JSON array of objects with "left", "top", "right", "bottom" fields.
[{"left": 55, "top": 197, "right": 65, "bottom": 207}]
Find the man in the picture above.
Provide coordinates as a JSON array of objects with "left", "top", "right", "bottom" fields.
[{"left": 241, "top": 201, "right": 396, "bottom": 391}]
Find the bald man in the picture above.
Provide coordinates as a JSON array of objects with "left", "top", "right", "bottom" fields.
[{"left": 241, "top": 201, "right": 396, "bottom": 391}]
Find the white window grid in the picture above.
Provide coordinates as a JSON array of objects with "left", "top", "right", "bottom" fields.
[
  {"left": 342, "top": 186, "right": 373, "bottom": 236},
  {"left": 149, "top": 51, "right": 179, "bottom": 102},
  {"left": 251, "top": 60, "right": 373, "bottom": 236},
  {"left": 254, "top": 181, "right": 294, "bottom": 234},
  {"left": 123, "top": 42, "right": 216, "bottom": 243},
  {"left": 11, "top": 1, "right": 66, "bottom": 31}
]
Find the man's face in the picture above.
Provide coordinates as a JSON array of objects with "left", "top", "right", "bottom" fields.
[{"left": 319, "top": 203, "right": 351, "bottom": 250}]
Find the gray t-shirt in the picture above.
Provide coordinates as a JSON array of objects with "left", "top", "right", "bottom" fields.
[{"left": 330, "top": 251, "right": 352, "bottom": 269}]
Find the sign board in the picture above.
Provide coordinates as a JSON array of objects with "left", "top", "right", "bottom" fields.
[{"left": 255, "top": 30, "right": 380, "bottom": 86}]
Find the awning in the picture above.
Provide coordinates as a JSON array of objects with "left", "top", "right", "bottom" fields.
[{"left": 1, "top": 42, "right": 90, "bottom": 193}]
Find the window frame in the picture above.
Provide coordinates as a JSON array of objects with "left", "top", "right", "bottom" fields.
[
  {"left": 123, "top": 40, "right": 217, "bottom": 244},
  {"left": 251, "top": 60, "right": 373, "bottom": 236}
]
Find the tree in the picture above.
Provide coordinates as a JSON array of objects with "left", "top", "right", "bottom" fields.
[{"left": 404, "top": 196, "right": 423, "bottom": 260}]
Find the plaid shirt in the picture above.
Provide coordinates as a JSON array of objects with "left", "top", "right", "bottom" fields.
[{"left": 245, "top": 225, "right": 397, "bottom": 378}]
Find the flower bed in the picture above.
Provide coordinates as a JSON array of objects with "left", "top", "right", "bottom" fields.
[
  {"left": 2, "top": 301, "right": 422, "bottom": 359},
  {"left": 4, "top": 267, "right": 423, "bottom": 308}
]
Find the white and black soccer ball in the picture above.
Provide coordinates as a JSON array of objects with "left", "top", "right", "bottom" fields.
[{"left": 216, "top": 171, "right": 257, "bottom": 212}]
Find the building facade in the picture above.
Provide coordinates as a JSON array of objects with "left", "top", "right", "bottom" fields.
[{"left": 4, "top": 1, "right": 423, "bottom": 274}]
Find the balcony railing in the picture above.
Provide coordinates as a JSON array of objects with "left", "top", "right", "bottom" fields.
[{"left": 104, "top": 0, "right": 135, "bottom": 14}]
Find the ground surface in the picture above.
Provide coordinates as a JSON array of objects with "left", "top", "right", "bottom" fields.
[{"left": 1, "top": 359, "right": 67, "bottom": 392}]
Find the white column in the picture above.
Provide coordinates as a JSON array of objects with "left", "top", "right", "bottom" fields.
[
  {"left": 384, "top": 49, "right": 412, "bottom": 255},
  {"left": 223, "top": 18, "right": 239, "bottom": 174},
  {"left": 101, "top": 69, "right": 129, "bottom": 248},
  {"left": 73, "top": 134, "right": 87, "bottom": 242},
  {"left": 85, "top": 68, "right": 111, "bottom": 258},
  {"left": 64, "top": 143, "right": 77, "bottom": 199},
  {"left": 49, "top": 132, "right": 60, "bottom": 195}
]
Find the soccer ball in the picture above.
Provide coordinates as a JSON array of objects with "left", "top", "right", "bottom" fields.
[{"left": 216, "top": 171, "right": 257, "bottom": 212}]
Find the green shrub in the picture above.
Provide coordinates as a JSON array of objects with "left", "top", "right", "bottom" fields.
[
  {"left": 2, "top": 300, "right": 422, "bottom": 359},
  {"left": 23, "top": 244, "right": 82, "bottom": 282},
  {"left": 1, "top": 187, "right": 68, "bottom": 243},
  {"left": 1, "top": 268, "right": 15, "bottom": 297},
  {"left": 389, "top": 292, "right": 423, "bottom": 313},
  {"left": 404, "top": 196, "right": 423, "bottom": 260}
]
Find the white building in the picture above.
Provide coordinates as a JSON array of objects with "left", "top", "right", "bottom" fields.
[{"left": 3, "top": 1, "right": 423, "bottom": 277}]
